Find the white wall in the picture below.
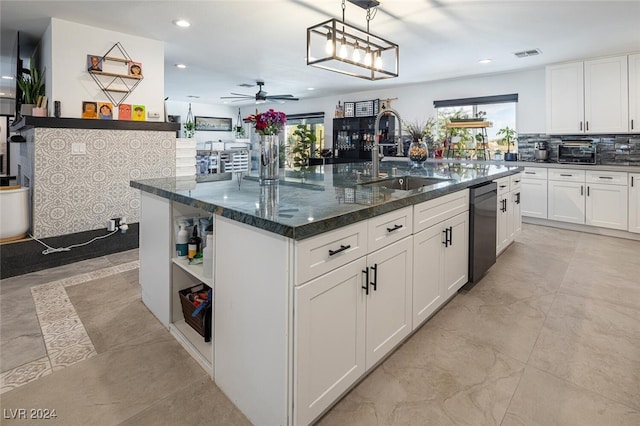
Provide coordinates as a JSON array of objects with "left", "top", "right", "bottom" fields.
[
  {"left": 243, "top": 67, "right": 546, "bottom": 148},
  {"left": 46, "top": 18, "right": 164, "bottom": 119},
  {"left": 166, "top": 100, "right": 237, "bottom": 145}
]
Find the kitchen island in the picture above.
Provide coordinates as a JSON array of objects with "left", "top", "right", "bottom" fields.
[{"left": 131, "top": 160, "right": 522, "bottom": 426}]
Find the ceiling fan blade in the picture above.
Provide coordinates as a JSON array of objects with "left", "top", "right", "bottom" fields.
[
  {"left": 221, "top": 95, "right": 252, "bottom": 99},
  {"left": 267, "top": 95, "right": 299, "bottom": 101}
]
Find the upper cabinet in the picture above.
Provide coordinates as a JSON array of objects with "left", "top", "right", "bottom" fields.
[
  {"left": 546, "top": 55, "right": 630, "bottom": 134},
  {"left": 629, "top": 54, "right": 640, "bottom": 133}
]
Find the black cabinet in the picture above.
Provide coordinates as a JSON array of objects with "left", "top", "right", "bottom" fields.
[{"left": 333, "top": 116, "right": 396, "bottom": 160}]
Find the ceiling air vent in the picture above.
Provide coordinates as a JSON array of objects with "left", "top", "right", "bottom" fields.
[
  {"left": 238, "top": 83, "right": 255, "bottom": 88},
  {"left": 514, "top": 49, "right": 542, "bottom": 58}
]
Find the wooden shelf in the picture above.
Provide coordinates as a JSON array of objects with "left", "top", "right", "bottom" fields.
[
  {"left": 446, "top": 121, "right": 492, "bottom": 128},
  {"left": 103, "top": 56, "right": 130, "bottom": 63},
  {"left": 89, "top": 70, "right": 142, "bottom": 80}
]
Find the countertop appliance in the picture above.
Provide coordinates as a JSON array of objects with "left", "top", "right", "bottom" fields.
[
  {"left": 534, "top": 142, "right": 549, "bottom": 161},
  {"left": 557, "top": 141, "right": 596, "bottom": 164},
  {"left": 466, "top": 181, "right": 497, "bottom": 287}
]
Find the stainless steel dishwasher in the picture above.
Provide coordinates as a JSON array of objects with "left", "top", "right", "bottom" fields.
[{"left": 466, "top": 181, "right": 497, "bottom": 287}]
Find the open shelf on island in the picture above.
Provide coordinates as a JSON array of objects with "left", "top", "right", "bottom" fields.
[
  {"left": 170, "top": 319, "right": 213, "bottom": 376},
  {"left": 172, "top": 257, "right": 213, "bottom": 288}
]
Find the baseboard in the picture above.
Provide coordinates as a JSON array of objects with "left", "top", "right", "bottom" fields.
[
  {"left": 0, "top": 223, "right": 139, "bottom": 279},
  {"left": 522, "top": 217, "right": 640, "bottom": 241}
]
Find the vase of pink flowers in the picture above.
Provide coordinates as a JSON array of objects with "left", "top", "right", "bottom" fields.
[{"left": 246, "top": 109, "right": 287, "bottom": 185}]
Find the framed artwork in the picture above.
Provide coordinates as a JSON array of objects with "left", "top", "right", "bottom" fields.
[
  {"left": 128, "top": 61, "right": 142, "bottom": 77},
  {"left": 195, "top": 116, "right": 232, "bottom": 131},
  {"left": 87, "top": 54, "right": 102, "bottom": 72},
  {"left": 132, "top": 105, "right": 146, "bottom": 121},
  {"left": 98, "top": 102, "right": 113, "bottom": 120},
  {"left": 118, "top": 104, "right": 132, "bottom": 120},
  {"left": 82, "top": 101, "right": 98, "bottom": 119}
]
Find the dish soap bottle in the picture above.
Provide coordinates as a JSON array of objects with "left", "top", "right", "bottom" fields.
[
  {"left": 176, "top": 222, "right": 189, "bottom": 259},
  {"left": 188, "top": 224, "right": 202, "bottom": 260}
]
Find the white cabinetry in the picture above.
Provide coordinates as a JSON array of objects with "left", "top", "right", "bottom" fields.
[
  {"left": 629, "top": 54, "right": 640, "bottom": 132},
  {"left": 548, "top": 169, "right": 628, "bottom": 230},
  {"left": 521, "top": 167, "right": 547, "bottom": 219},
  {"left": 295, "top": 209, "right": 413, "bottom": 426},
  {"left": 495, "top": 174, "right": 522, "bottom": 255},
  {"left": 546, "top": 55, "right": 629, "bottom": 134},
  {"left": 548, "top": 169, "right": 586, "bottom": 224},
  {"left": 629, "top": 173, "right": 640, "bottom": 234},
  {"left": 585, "top": 171, "right": 628, "bottom": 230},
  {"left": 412, "top": 191, "right": 469, "bottom": 328}
]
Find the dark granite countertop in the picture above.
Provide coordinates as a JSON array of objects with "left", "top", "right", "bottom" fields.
[
  {"left": 11, "top": 116, "right": 180, "bottom": 132},
  {"left": 131, "top": 161, "right": 522, "bottom": 240}
]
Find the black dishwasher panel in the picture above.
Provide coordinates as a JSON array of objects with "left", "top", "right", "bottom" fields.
[{"left": 466, "top": 181, "right": 497, "bottom": 287}]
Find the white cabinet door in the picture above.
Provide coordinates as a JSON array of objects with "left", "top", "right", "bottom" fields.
[
  {"left": 629, "top": 54, "right": 640, "bottom": 132},
  {"left": 412, "top": 224, "right": 444, "bottom": 329},
  {"left": 548, "top": 180, "right": 585, "bottom": 224},
  {"left": 441, "top": 212, "right": 469, "bottom": 299},
  {"left": 496, "top": 194, "right": 510, "bottom": 254},
  {"left": 511, "top": 190, "right": 522, "bottom": 237},
  {"left": 584, "top": 55, "right": 629, "bottom": 134},
  {"left": 294, "top": 257, "right": 367, "bottom": 426},
  {"left": 365, "top": 237, "right": 413, "bottom": 369},
  {"left": 629, "top": 173, "right": 640, "bottom": 233},
  {"left": 521, "top": 178, "right": 547, "bottom": 219},
  {"left": 586, "top": 183, "right": 628, "bottom": 230},
  {"left": 546, "top": 61, "right": 584, "bottom": 134}
]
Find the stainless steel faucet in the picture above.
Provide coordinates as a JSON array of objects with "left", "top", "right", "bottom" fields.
[{"left": 372, "top": 108, "right": 403, "bottom": 178}]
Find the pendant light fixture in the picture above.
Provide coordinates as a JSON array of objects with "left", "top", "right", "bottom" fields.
[{"left": 306, "top": 0, "right": 399, "bottom": 80}]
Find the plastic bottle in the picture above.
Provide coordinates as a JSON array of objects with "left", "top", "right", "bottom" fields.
[
  {"left": 203, "top": 234, "right": 213, "bottom": 278},
  {"left": 176, "top": 222, "right": 189, "bottom": 259},
  {"left": 188, "top": 224, "right": 202, "bottom": 260}
]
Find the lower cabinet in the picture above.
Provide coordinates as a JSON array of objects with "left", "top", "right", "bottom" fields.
[
  {"left": 630, "top": 173, "right": 640, "bottom": 233},
  {"left": 294, "top": 237, "right": 413, "bottom": 426},
  {"left": 521, "top": 167, "right": 548, "bottom": 219},
  {"left": 412, "top": 211, "right": 468, "bottom": 328},
  {"left": 548, "top": 178, "right": 586, "bottom": 224},
  {"left": 586, "top": 182, "right": 628, "bottom": 230},
  {"left": 496, "top": 174, "right": 522, "bottom": 255}
]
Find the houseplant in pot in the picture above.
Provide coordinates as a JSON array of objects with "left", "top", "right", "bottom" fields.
[
  {"left": 17, "top": 58, "right": 45, "bottom": 116},
  {"left": 290, "top": 124, "right": 317, "bottom": 168},
  {"left": 497, "top": 126, "right": 518, "bottom": 161}
]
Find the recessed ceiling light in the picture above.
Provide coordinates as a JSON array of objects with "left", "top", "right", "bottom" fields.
[
  {"left": 175, "top": 64, "right": 187, "bottom": 69},
  {"left": 187, "top": 95, "right": 200, "bottom": 99},
  {"left": 479, "top": 59, "right": 492, "bottom": 64},
  {"left": 307, "top": 87, "right": 315, "bottom": 91},
  {"left": 172, "top": 19, "right": 191, "bottom": 28},
  {"left": 1, "top": 76, "right": 13, "bottom": 80}
]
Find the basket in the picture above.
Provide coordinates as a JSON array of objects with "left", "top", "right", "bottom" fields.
[{"left": 178, "top": 283, "right": 212, "bottom": 341}]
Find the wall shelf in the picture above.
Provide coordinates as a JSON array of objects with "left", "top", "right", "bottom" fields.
[{"left": 88, "top": 42, "right": 143, "bottom": 106}]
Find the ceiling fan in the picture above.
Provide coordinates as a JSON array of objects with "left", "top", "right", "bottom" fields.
[{"left": 221, "top": 81, "right": 299, "bottom": 103}]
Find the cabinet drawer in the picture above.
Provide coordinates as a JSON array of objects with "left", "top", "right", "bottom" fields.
[
  {"left": 367, "top": 206, "right": 413, "bottom": 253},
  {"left": 414, "top": 190, "right": 469, "bottom": 233},
  {"left": 586, "top": 170, "right": 627, "bottom": 185},
  {"left": 296, "top": 220, "right": 368, "bottom": 284},
  {"left": 548, "top": 169, "right": 586, "bottom": 182},
  {"left": 495, "top": 177, "right": 510, "bottom": 195},
  {"left": 510, "top": 173, "right": 522, "bottom": 191},
  {"left": 522, "top": 167, "right": 548, "bottom": 180}
]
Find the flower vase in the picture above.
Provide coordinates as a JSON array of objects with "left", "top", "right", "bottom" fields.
[
  {"left": 408, "top": 139, "right": 428, "bottom": 167},
  {"left": 259, "top": 134, "right": 280, "bottom": 185}
]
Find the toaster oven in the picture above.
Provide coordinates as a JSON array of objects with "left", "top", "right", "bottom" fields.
[{"left": 557, "top": 141, "right": 596, "bottom": 164}]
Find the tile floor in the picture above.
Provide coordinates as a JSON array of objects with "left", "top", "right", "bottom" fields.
[{"left": 1, "top": 224, "right": 639, "bottom": 425}]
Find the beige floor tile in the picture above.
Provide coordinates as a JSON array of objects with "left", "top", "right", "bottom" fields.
[
  {"left": 503, "top": 366, "right": 640, "bottom": 426},
  {"left": 319, "top": 326, "right": 525, "bottom": 426},
  {"left": 0, "top": 339, "right": 205, "bottom": 426},
  {"left": 528, "top": 292, "right": 640, "bottom": 410},
  {"left": 120, "top": 377, "right": 251, "bottom": 426},
  {"left": 0, "top": 334, "right": 47, "bottom": 373}
]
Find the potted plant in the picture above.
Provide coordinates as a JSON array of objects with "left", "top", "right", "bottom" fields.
[
  {"left": 17, "top": 58, "right": 45, "bottom": 116},
  {"left": 183, "top": 120, "right": 196, "bottom": 138},
  {"left": 290, "top": 124, "right": 317, "bottom": 168},
  {"left": 497, "top": 126, "right": 518, "bottom": 161}
]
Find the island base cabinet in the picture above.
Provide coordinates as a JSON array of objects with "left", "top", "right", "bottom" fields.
[
  {"left": 294, "top": 257, "right": 367, "bottom": 426},
  {"left": 413, "top": 211, "right": 468, "bottom": 329},
  {"left": 630, "top": 173, "right": 640, "bottom": 233}
]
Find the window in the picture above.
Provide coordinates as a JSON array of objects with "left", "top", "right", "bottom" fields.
[
  {"left": 434, "top": 94, "right": 518, "bottom": 157},
  {"left": 283, "top": 112, "right": 325, "bottom": 168}
]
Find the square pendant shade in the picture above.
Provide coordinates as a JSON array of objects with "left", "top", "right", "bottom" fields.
[{"left": 307, "top": 18, "right": 399, "bottom": 80}]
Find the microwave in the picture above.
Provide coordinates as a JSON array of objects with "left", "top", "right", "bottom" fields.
[{"left": 557, "top": 141, "right": 596, "bottom": 164}]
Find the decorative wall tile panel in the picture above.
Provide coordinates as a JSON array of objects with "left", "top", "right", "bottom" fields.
[{"left": 30, "top": 128, "right": 176, "bottom": 238}]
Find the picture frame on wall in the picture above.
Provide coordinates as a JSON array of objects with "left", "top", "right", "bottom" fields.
[{"left": 195, "top": 116, "right": 232, "bottom": 131}]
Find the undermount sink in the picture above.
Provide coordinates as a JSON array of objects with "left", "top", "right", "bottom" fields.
[{"left": 361, "top": 176, "right": 453, "bottom": 190}]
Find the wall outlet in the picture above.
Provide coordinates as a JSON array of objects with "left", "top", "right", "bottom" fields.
[
  {"left": 71, "top": 142, "right": 86, "bottom": 155},
  {"left": 147, "top": 111, "right": 160, "bottom": 119}
]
